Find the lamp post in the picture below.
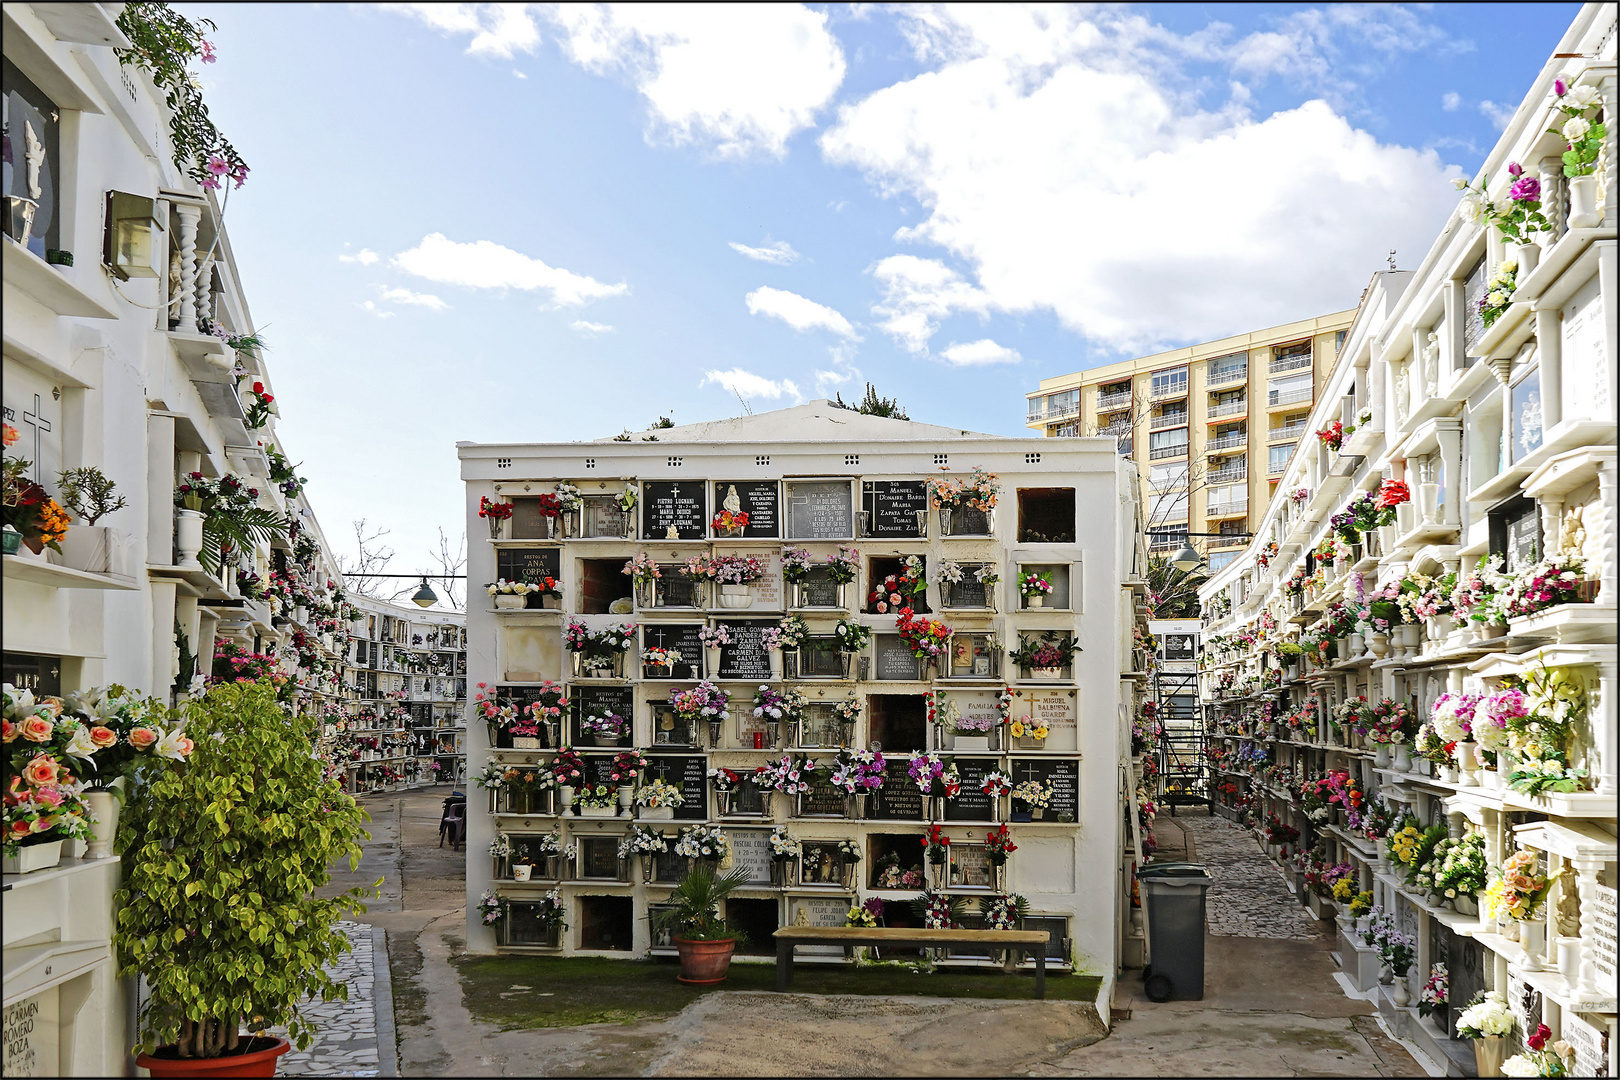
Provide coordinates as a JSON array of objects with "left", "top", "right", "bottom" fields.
[{"left": 1145, "top": 530, "right": 1252, "bottom": 574}]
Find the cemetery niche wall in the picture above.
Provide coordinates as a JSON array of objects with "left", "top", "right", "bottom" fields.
[{"left": 460, "top": 400, "right": 1136, "bottom": 975}]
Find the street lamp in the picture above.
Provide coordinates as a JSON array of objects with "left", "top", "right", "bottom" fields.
[
  {"left": 1146, "top": 530, "right": 1253, "bottom": 575},
  {"left": 410, "top": 577, "right": 438, "bottom": 608},
  {"left": 1171, "top": 543, "right": 1204, "bottom": 573}
]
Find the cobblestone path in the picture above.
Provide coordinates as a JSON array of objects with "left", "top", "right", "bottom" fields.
[
  {"left": 1180, "top": 814, "right": 1324, "bottom": 941},
  {"left": 277, "top": 921, "right": 384, "bottom": 1076}
]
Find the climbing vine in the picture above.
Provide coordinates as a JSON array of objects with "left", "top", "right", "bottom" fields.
[{"left": 114, "top": 2, "right": 248, "bottom": 189}]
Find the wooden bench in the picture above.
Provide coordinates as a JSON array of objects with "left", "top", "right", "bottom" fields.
[{"left": 772, "top": 926, "right": 1055, "bottom": 998}]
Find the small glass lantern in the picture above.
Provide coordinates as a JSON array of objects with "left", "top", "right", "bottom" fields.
[{"left": 104, "top": 192, "right": 164, "bottom": 280}]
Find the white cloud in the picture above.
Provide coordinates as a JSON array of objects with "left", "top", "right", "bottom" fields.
[
  {"left": 821, "top": 7, "right": 1461, "bottom": 354},
  {"left": 571, "top": 320, "right": 615, "bottom": 335},
  {"left": 1225, "top": 5, "right": 1462, "bottom": 107},
  {"left": 869, "top": 255, "right": 991, "bottom": 355},
  {"left": 729, "top": 239, "right": 800, "bottom": 265},
  {"left": 1478, "top": 99, "right": 1515, "bottom": 130},
  {"left": 546, "top": 4, "right": 845, "bottom": 157},
  {"left": 701, "top": 368, "right": 802, "bottom": 401},
  {"left": 380, "top": 3, "right": 542, "bottom": 59},
  {"left": 392, "top": 233, "right": 627, "bottom": 307},
  {"left": 360, "top": 301, "right": 395, "bottom": 319},
  {"left": 378, "top": 286, "right": 449, "bottom": 311},
  {"left": 938, "top": 339, "right": 1021, "bottom": 366},
  {"left": 339, "top": 248, "right": 380, "bottom": 265},
  {"left": 745, "top": 286, "right": 859, "bottom": 339},
  {"left": 1441, "top": 91, "right": 1461, "bottom": 112},
  {"left": 815, "top": 344, "right": 862, "bottom": 397}
]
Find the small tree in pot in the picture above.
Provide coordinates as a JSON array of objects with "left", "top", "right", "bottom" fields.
[
  {"left": 114, "top": 681, "right": 375, "bottom": 1076},
  {"left": 652, "top": 864, "right": 749, "bottom": 984}
]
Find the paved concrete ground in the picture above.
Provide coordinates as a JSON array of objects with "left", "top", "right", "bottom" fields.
[
  {"left": 1033, "top": 812, "right": 1422, "bottom": 1077},
  {"left": 310, "top": 789, "right": 1422, "bottom": 1077}
]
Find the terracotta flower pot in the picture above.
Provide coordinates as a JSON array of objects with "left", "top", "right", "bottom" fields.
[
  {"left": 136, "top": 1036, "right": 290, "bottom": 1078},
  {"left": 674, "top": 937, "right": 737, "bottom": 984}
]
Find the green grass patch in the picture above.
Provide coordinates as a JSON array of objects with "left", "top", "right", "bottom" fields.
[{"left": 455, "top": 954, "right": 1102, "bottom": 1030}]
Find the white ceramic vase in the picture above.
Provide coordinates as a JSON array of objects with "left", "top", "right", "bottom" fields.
[
  {"left": 174, "top": 509, "right": 204, "bottom": 567},
  {"left": 1568, "top": 174, "right": 1600, "bottom": 229},
  {"left": 84, "top": 789, "right": 119, "bottom": 860}
]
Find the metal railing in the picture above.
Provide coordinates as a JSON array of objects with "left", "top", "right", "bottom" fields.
[
  {"left": 1269, "top": 353, "right": 1313, "bottom": 374},
  {"left": 1268, "top": 456, "right": 1291, "bottom": 475},
  {"left": 1151, "top": 379, "right": 1189, "bottom": 399},
  {"left": 1045, "top": 400, "right": 1079, "bottom": 420},
  {"left": 1097, "top": 390, "right": 1132, "bottom": 411},
  {"left": 1206, "top": 431, "right": 1247, "bottom": 452},
  {"left": 1026, "top": 406, "right": 1044, "bottom": 422},
  {"left": 1267, "top": 386, "right": 1313, "bottom": 407},
  {"left": 1208, "top": 466, "right": 1248, "bottom": 484},
  {"left": 1209, "top": 534, "right": 1247, "bottom": 549},
  {"left": 1149, "top": 444, "right": 1188, "bottom": 461},
  {"left": 1268, "top": 422, "right": 1307, "bottom": 442},
  {"left": 1206, "top": 363, "right": 1248, "bottom": 386},
  {"left": 1101, "top": 423, "right": 1132, "bottom": 438},
  {"left": 1206, "top": 499, "right": 1248, "bottom": 517},
  {"left": 1150, "top": 411, "right": 1189, "bottom": 431},
  {"left": 1208, "top": 398, "right": 1247, "bottom": 418}
]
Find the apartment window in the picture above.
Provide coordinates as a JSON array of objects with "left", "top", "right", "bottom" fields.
[
  {"left": 1267, "top": 372, "right": 1312, "bottom": 407},
  {"left": 1207, "top": 351, "right": 1247, "bottom": 383},
  {"left": 2, "top": 58, "right": 62, "bottom": 259},
  {"left": 1268, "top": 444, "right": 1294, "bottom": 473},
  {"left": 1148, "top": 463, "right": 1185, "bottom": 490},
  {"left": 1151, "top": 367, "right": 1188, "bottom": 398},
  {"left": 1052, "top": 422, "right": 1080, "bottom": 437},
  {"left": 1207, "top": 550, "right": 1238, "bottom": 572},
  {"left": 1270, "top": 341, "right": 1313, "bottom": 373},
  {"left": 1152, "top": 492, "right": 1189, "bottom": 521},
  {"left": 1045, "top": 389, "right": 1079, "bottom": 417},
  {"left": 1334, "top": 330, "right": 1347, "bottom": 356},
  {"left": 1148, "top": 429, "right": 1188, "bottom": 459}
]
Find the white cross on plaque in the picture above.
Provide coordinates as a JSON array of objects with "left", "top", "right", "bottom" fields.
[{"left": 22, "top": 394, "right": 51, "bottom": 483}]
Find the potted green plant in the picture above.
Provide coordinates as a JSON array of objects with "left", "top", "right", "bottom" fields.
[
  {"left": 651, "top": 864, "right": 749, "bottom": 984},
  {"left": 56, "top": 466, "right": 131, "bottom": 574},
  {"left": 114, "top": 681, "right": 374, "bottom": 1076}
]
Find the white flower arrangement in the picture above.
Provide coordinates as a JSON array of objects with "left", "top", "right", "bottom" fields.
[
  {"left": 485, "top": 579, "right": 538, "bottom": 596},
  {"left": 674, "top": 823, "right": 731, "bottom": 860},
  {"left": 553, "top": 481, "right": 582, "bottom": 511},
  {"left": 618, "top": 825, "right": 668, "bottom": 859},
  {"left": 634, "top": 779, "right": 686, "bottom": 809},
  {"left": 1011, "top": 779, "right": 1053, "bottom": 809},
  {"left": 768, "top": 826, "right": 802, "bottom": 860},
  {"left": 932, "top": 560, "right": 966, "bottom": 585},
  {"left": 1455, "top": 991, "right": 1514, "bottom": 1039}
]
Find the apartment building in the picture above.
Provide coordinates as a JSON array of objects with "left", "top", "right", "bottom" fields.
[{"left": 1026, "top": 311, "right": 1356, "bottom": 572}]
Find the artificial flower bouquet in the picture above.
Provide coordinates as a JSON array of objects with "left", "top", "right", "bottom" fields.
[
  {"left": 1017, "top": 570, "right": 1054, "bottom": 599},
  {"left": 1455, "top": 990, "right": 1514, "bottom": 1039},
  {"left": 672, "top": 681, "right": 729, "bottom": 723},
  {"left": 673, "top": 823, "right": 730, "bottom": 861},
  {"left": 635, "top": 779, "right": 685, "bottom": 810},
  {"left": 1501, "top": 1024, "right": 1575, "bottom": 1078},
  {"left": 581, "top": 711, "right": 629, "bottom": 742},
  {"left": 927, "top": 468, "right": 1000, "bottom": 512},
  {"left": 1483, "top": 848, "right": 1558, "bottom": 922},
  {"left": 618, "top": 825, "right": 669, "bottom": 860}
]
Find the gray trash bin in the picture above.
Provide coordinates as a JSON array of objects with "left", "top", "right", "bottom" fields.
[{"left": 1137, "top": 862, "right": 1212, "bottom": 1002}]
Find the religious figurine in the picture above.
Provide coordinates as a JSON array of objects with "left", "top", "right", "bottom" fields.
[
  {"left": 665, "top": 525, "right": 679, "bottom": 541},
  {"left": 723, "top": 485, "right": 742, "bottom": 515},
  {"left": 794, "top": 907, "right": 809, "bottom": 927},
  {"left": 818, "top": 850, "right": 833, "bottom": 883},
  {"left": 1422, "top": 330, "right": 1439, "bottom": 392},
  {"left": 1558, "top": 504, "right": 1585, "bottom": 558},
  {"left": 1555, "top": 879, "right": 1580, "bottom": 937}
]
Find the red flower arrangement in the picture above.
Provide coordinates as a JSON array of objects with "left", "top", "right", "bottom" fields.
[
  {"left": 711, "top": 509, "right": 750, "bottom": 533},
  {"left": 1315, "top": 421, "right": 1346, "bottom": 451},
  {"left": 1375, "top": 478, "right": 1411, "bottom": 510},
  {"left": 478, "top": 496, "right": 514, "bottom": 521},
  {"left": 984, "top": 824, "right": 1017, "bottom": 863},
  {"left": 921, "top": 822, "right": 950, "bottom": 865}
]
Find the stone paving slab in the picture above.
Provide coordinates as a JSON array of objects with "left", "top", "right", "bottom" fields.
[
  {"left": 1179, "top": 815, "right": 1323, "bottom": 941},
  {"left": 277, "top": 920, "right": 393, "bottom": 1077}
]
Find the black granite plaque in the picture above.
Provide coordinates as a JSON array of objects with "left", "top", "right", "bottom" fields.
[
  {"left": 573, "top": 685, "right": 633, "bottom": 743},
  {"left": 641, "top": 624, "right": 703, "bottom": 679},
  {"left": 870, "top": 759, "right": 925, "bottom": 820},
  {"left": 496, "top": 547, "right": 561, "bottom": 584},
  {"left": 713, "top": 481, "right": 779, "bottom": 538},
  {"left": 943, "top": 758, "right": 997, "bottom": 821},
  {"left": 863, "top": 480, "right": 927, "bottom": 537},
  {"left": 1010, "top": 757, "right": 1079, "bottom": 820},
  {"left": 800, "top": 775, "right": 847, "bottom": 817},
  {"left": 796, "top": 568, "right": 840, "bottom": 608},
  {"left": 718, "top": 619, "right": 773, "bottom": 681},
  {"left": 641, "top": 481, "right": 706, "bottom": 541},
  {"left": 647, "top": 754, "right": 708, "bottom": 820},
  {"left": 785, "top": 481, "right": 853, "bottom": 539}
]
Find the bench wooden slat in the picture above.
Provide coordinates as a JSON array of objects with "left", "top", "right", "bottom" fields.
[{"left": 773, "top": 927, "right": 1048, "bottom": 944}]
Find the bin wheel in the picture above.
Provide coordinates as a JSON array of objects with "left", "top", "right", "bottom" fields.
[
  {"left": 1141, "top": 963, "right": 1151, "bottom": 981},
  {"left": 1144, "top": 973, "right": 1173, "bottom": 1002}
]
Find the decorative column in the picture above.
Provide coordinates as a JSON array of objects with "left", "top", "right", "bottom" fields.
[
  {"left": 1538, "top": 157, "right": 1567, "bottom": 239},
  {"left": 1572, "top": 857, "right": 1605, "bottom": 995},
  {"left": 1535, "top": 308, "right": 1563, "bottom": 434},
  {"left": 1442, "top": 284, "right": 1463, "bottom": 383},
  {"left": 175, "top": 204, "right": 201, "bottom": 334},
  {"left": 1594, "top": 657, "right": 1617, "bottom": 798},
  {"left": 1598, "top": 462, "right": 1618, "bottom": 609},
  {"left": 194, "top": 253, "right": 214, "bottom": 330}
]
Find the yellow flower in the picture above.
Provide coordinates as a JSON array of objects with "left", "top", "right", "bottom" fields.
[
  {"left": 1032, "top": 726, "right": 1049, "bottom": 740},
  {"left": 1011, "top": 720, "right": 1027, "bottom": 737}
]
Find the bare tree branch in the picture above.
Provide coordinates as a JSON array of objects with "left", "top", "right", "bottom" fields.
[
  {"left": 427, "top": 527, "right": 466, "bottom": 611},
  {"left": 336, "top": 519, "right": 402, "bottom": 599}
]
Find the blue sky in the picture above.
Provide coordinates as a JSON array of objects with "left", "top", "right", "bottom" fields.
[{"left": 183, "top": 2, "right": 1580, "bottom": 583}]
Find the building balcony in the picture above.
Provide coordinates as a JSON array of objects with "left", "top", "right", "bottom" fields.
[
  {"left": 1267, "top": 387, "right": 1313, "bottom": 408},
  {"left": 1026, "top": 406, "right": 1044, "bottom": 423},
  {"left": 1208, "top": 466, "right": 1248, "bottom": 485},
  {"left": 1100, "top": 423, "right": 1132, "bottom": 439},
  {"left": 1208, "top": 399, "right": 1247, "bottom": 419},
  {"left": 1206, "top": 432, "right": 1248, "bottom": 452},
  {"left": 1268, "top": 422, "right": 1307, "bottom": 442},
  {"left": 1150, "top": 412, "right": 1189, "bottom": 431},
  {"left": 1206, "top": 364, "right": 1248, "bottom": 387},
  {"left": 1045, "top": 400, "right": 1080, "bottom": 421},
  {"left": 1268, "top": 456, "right": 1291, "bottom": 476},
  {"left": 1149, "top": 444, "right": 1189, "bottom": 462},
  {"left": 1268, "top": 353, "right": 1313, "bottom": 375},
  {"left": 1097, "top": 390, "right": 1132, "bottom": 411},
  {"left": 1152, "top": 381, "right": 1189, "bottom": 401},
  {"left": 1206, "top": 499, "right": 1248, "bottom": 518},
  {"left": 1209, "top": 534, "right": 1248, "bottom": 549}
]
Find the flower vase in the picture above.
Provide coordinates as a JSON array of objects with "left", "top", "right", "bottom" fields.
[
  {"left": 1025, "top": 594, "right": 1044, "bottom": 609},
  {"left": 512, "top": 864, "right": 532, "bottom": 882},
  {"left": 1568, "top": 174, "right": 1600, "bottom": 229},
  {"left": 1032, "top": 666, "right": 1062, "bottom": 680},
  {"left": 84, "top": 789, "right": 119, "bottom": 860},
  {"left": 1393, "top": 744, "right": 1413, "bottom": 773},
  {"left": 1456, "top": 742, "right": 1478, "bottom": 786},
  {"left": 494, "top": 594, "right": 525, "bottom": 611},
  {"left": 708, "top": 720, "right": 723, "bottom": 748},
  {"left": 717, "top": 584, "right": 753, "bottom": 609},
  {"left": 1373, "top": 744, "right": 1391, "bottom": 769},
  {"left": 1346, "top": 632, "right": 1365, "bottom": 659},
  {"left": 1391, "top": 979, "right": 1411, "bottom": 1008},
  {"left": 617, "top": 785, "right": 634, "bottom": 809},
  {"left": 1474, "top": 1035, "right": 1507, "bottom": 1078},
  {"left": 174, "top": 509, "right": 204, "bottom": 567},
  {"left": 769, "top": 648, "right": 783, "bottom": 680},
  {"left": 1, "top": 526, "right": 20, "bottom": 556},
  {"left": 1500, "top": 916, "right": 1520, "bottom": 942},
  {"left": 1, "top": 839, "right": 64, "bottom": 875},
  {"left": 1428, "top": 614, "right": 1455, "bottom": 648},
  {"left": 559, "top": 785, "right": 576, "bottom": 810},
  {"left": 1518, "top": 920, "right": 1544, "bottom": 971},
  {"left": 1453, "top": 894, "right": 1478, "bottom": 917},
  {"left": 1557, "top": 936, "right": 1580, "bottom": 980},
  {"left": 1367, "top": 632, "right": 1389, "bottom": 658},
  {"left": 642, "top": 855, "right": 656, "bottom": 883},
  {"left": 705, "top": 646, "right": 723, "bottom": 676}
]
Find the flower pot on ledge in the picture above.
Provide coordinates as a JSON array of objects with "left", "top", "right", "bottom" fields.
[
  {"left": 136, "top": 1036, "right": 291, "bottom": 1079},
  {"left": 716, "top": 584, "right": 753, "bottom": 609}
]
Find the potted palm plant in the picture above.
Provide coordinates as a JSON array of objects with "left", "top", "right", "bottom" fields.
[
  {"left": 114, "top": 680, "right": 374, "bottom": 1076},
  {"left": 652, "top": 864, "right": 749, "bottom": 984}
]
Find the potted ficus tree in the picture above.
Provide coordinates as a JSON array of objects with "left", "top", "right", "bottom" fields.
[
  {"left": 652, "top": 864, "right": 750, "bottom": 984},
  {"left": 114, "top": 680, "right": 374, "bottom": 1076}
]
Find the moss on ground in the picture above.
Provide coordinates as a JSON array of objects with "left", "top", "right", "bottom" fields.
[{"left": 455, "top": 954, "right": 1103, "bottom": 1031}]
